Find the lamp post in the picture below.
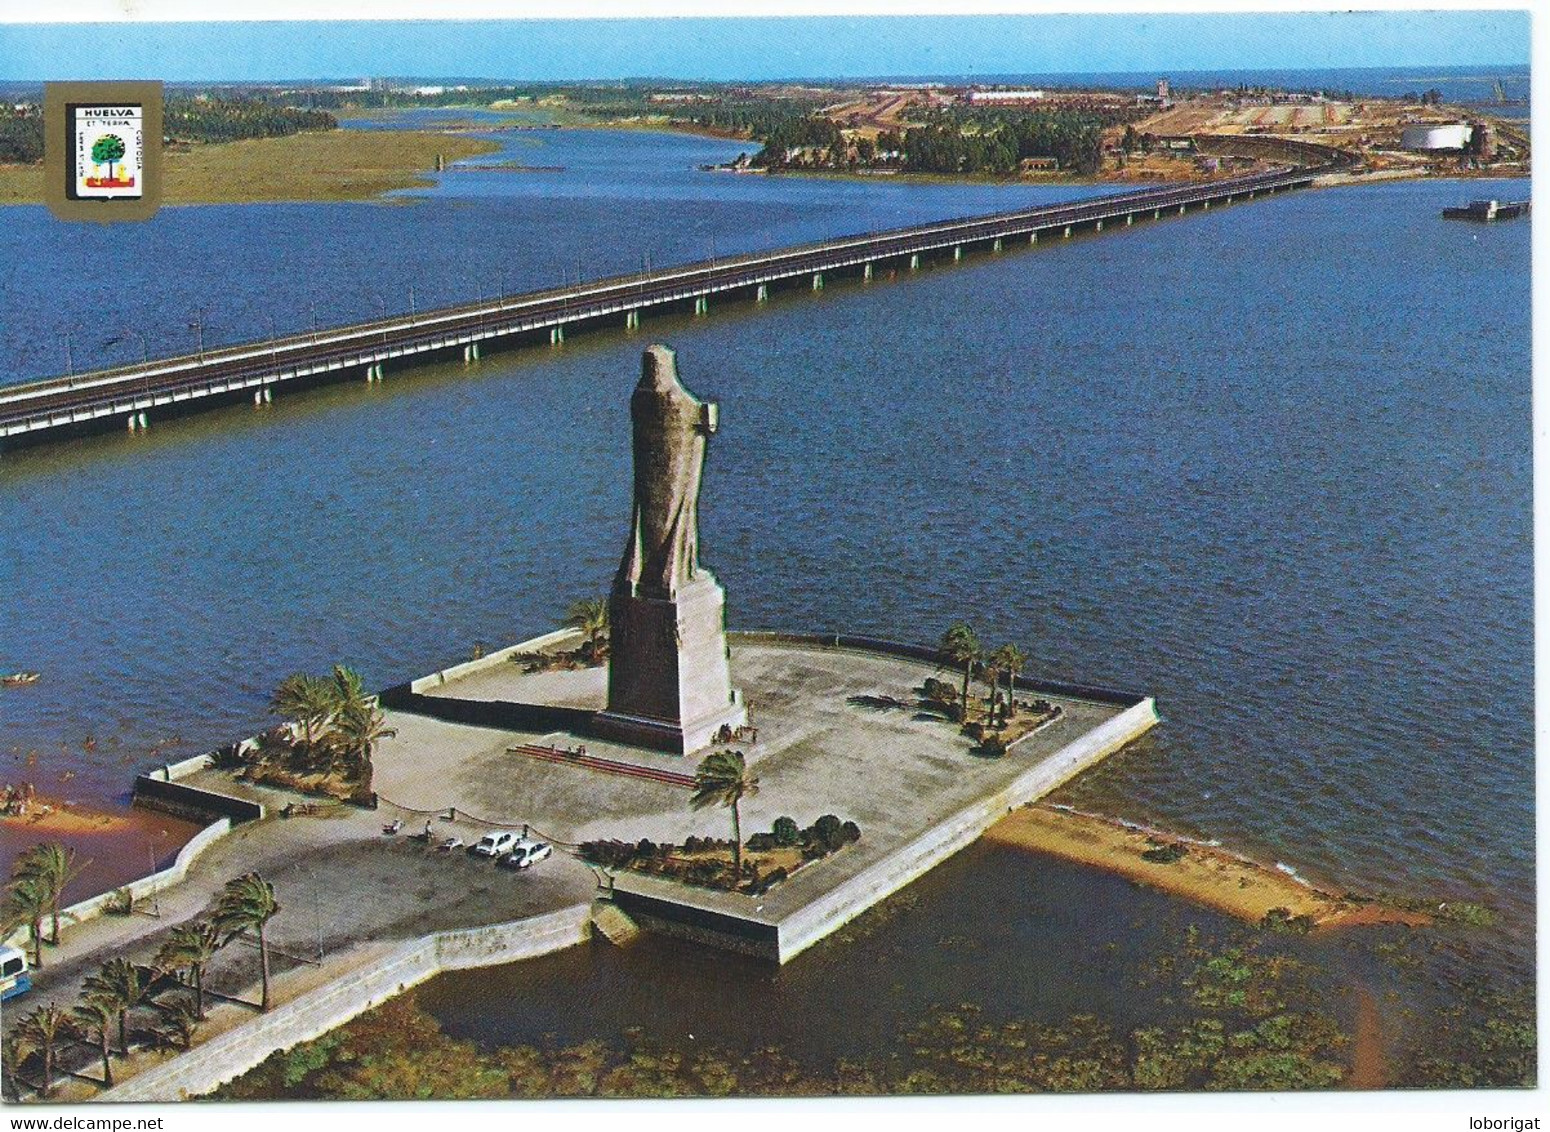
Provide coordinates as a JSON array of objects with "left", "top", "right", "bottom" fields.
[{"left": 188, "top": 308, "right": 208, "bottom": 361}]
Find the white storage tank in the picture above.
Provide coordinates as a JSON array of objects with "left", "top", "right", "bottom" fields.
[{"left": 1401, "top": 123, "right": 1473, "bottom": 151}]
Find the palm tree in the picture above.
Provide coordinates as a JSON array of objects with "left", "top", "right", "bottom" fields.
[
  {"left": 3, "top": 873, "right": 49, "bottom": 969},
  {"left": 690, "top": 749, "right": 760, "bottom": 878},
  {"left": 214, "top": 873, "right": 280, "bottom": 1011},
  {"left": 14, "top": 1004, "right": 72, "bottom": 1097},
  {"left": 995, "top": 644, "right": 1027, "bottom": 719},
  {"left": 270, "top": 673, "right": 337, "bottom": 752},
  {"left": 981, "top": 651, "right": 1003, "bottom": 728},
  {"left": 939, "top": 623, "right": 982, "bottom": 724},
  {"left": 326, "top": 697, "right": 397, "bottom": 802},
  {"left": 154, "top": 919, "right": 222, "bottom": 1019},
  {"left": 565, "top": 597, "right": 610, "bottom": 658},
  {"left": 328, "top": 664, "right": 368, "bottom": 715},
  {"left": 72, "top": 995, "right": 116, "bottom": 1087},
  {"left": 3, "top": 1031, "right": 23, "bottom": 1102},
  {"left": 82, "top": 957, "right": 155, "bottom": 1055},
  {"left": 155, "top": 997, "right": 200, "bottom": 1051},
  {"left": 16, "top": 842, "right": 85, "bottom": 945}
]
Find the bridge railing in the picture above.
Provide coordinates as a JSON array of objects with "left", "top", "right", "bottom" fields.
[{"left": 1, "top": 162, "right": 1329, "bottom": 434}]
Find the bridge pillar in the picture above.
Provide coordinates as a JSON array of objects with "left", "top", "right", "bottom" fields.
[
  {"left": 1030, "top": 231, "right": 1038, "bottom": 244},
  {"left": 262, "top": 390, "right": 271, "bottom": 405},
  {"left": 1125, "top": 214, "right": 1133, "bottom": 226},
  {"left": 463, "top": 346, "right": 472, "bottom": 364},
  {"left": 695, "top": 296, "right": 709, "bottom": 316},
  {"left": 863, "top": 262, "right": 873, "bottom": 281},
  {"left": 1094, "top": 219, "right": 1103, "bottom": 232},
  {"left": 811, "top": 273, "right": 823, "bottom": 291},
  {"left": 1179, "top": 204, "right": 1186, "bottom": 215},
  {"left": 909, "top": 253, "right": 920, "bottom": 271},
  {"left": 626, "top": 309, "right": 640, "bottom": 329},
  {"left": 140, "top": 411, "right": 149, "bottom": 426},
  {"left": 254, "top": 390, "right": 264, "bottom": 405},
  {"left": 953, "top": 246, "right": 962, "bottom": 261},
  {"left": 1248, "top": 190, "right": 1254, "bottom": 199},
  {"left": 756, "top": 284, "right": 768, "bottom": 303},
  {"left": 127, "top": 414, "right": 137, "bottom": 431},
  {"left": 1202, "top": 200, "right": 1209, "bottom": 210},
  {"left": 551, "top": 326, "right": 565, "bottom": 346},
  {"left": 993, "top": 238, "right": 1002, "bottom": 252},
  {"left": 1063, "top": 226, "right": 1072, "bottom": 238},
  {"left": 472, "top": 342, "right": 481, "bottom": 361},
  {"left": 1154, "top": 208, "right": 1161, "bottom": 219}
]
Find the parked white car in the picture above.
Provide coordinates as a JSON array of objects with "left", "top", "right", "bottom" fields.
[
  {"left": 471, "top": 830, "right": 519, "bottom": 858},
  {"left": 438, "top": 836, "right": 464, "bottom": 853},
  {"left": 500, "top": 838, "right": 554, "bottom": 870}
]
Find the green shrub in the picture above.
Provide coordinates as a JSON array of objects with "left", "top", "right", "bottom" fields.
[
  {"left": 772, "top": 816, "right": 800, "bottom": 846},
  {"left": 746, "top": 832, "right": 776, "bottom": 852},
  {"left": 1141, "top": 842, "right": 1187, "bottom": 864},
  {"left": 812, "top": 814, "right": 846, "bottom": 852},
  {"left": 841, "top": 821, "right": 862, "bottom": 844},
  {"left": 1260, "top": 907, "right": 1315, "bottom": 934},
  {"left": 105, "top": 887, "right": 134, "bottom": 915},
  {"left": 978, "top": 733, "right": 1008, "bottom": 757}
]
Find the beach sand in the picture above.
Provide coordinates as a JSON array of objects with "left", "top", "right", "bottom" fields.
[{"left": 984, "top": 805, "right": 1429, "bottom": 930}]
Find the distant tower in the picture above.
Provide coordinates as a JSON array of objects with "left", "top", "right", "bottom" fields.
[
  {"left": 1473, "top": 121, "right": 1496, "bottom": 162},
  {"left": 1156, "top": 77, "right": 1170, "bottom": 103}
]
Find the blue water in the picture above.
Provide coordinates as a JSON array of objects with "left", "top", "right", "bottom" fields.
[
  {"left": 0, "top": 122, "right": 1532, "bottom": 984},
  {"left": 0, "top": 116, "right": 1119, "bottom": 386}
]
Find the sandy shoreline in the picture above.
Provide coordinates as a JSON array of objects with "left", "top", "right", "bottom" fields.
[{"left": 985, "top": 805, "right": 1430, "bottom": 930}]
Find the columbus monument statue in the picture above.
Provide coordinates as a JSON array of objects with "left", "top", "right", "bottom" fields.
[{"left": 593, "top": 345, "right": 746, "bottom": 754}]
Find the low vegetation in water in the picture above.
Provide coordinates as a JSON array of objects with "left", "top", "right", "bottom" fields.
[{"left": 214, "top": 925, "right": 1536, "bottom": 1099}]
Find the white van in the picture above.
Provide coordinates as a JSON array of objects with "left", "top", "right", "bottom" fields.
[{"left": 0, "top": 945, "right": 30, "bottom": 1001}]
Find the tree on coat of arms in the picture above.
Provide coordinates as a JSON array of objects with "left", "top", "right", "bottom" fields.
[{"left": 91, "top": 134, "right": 126, "bottom": 181}]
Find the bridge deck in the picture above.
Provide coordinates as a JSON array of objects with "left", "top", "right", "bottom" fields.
[{"left": 1, "top": 164, "right": 1322, "bottom": 447}]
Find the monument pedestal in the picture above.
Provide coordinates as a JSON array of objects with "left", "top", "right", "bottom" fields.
[{"left": 594, "top": 572, "right": 746, "bottom": 755}]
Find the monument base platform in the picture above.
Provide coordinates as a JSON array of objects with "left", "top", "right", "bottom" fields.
[
  {"left": 602, "top": 571, "right": 745, "bottom": 754},
  {"left": 592, "top": 691, "right": 746, "bottom": 756}
]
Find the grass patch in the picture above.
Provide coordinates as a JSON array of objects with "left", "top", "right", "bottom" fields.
[{"left": 0, "top": 129, "right": 500, "bottom": 206}]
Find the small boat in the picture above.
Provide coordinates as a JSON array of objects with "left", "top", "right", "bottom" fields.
[
  {"left": 1442, "top": 198, "right": 1531, "bottom": 221},
  {"left": 1, "top": 673, "right": 39, "bottom": 687}
]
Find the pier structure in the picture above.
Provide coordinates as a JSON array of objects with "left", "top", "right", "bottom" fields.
[{"left": 0, "top": 161, "right": 1334, "bottom": 449}]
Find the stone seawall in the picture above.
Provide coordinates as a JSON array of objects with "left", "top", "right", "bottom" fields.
[
  {"left": 98, "top": 904, "right": 594, "bottom": 1103},
  {"left": 777, "top": 697, "right": 1159, "bottom": 960},
  {"left": 3, "top": 819, "right": 234, "bottom": 952}
]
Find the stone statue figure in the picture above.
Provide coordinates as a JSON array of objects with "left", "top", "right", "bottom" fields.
[
  {"left": 597, "top": 344, "right": 745, "bottom": 755},
  {"left": 614, "top": 344, "right": 719, "bottom": 601}
]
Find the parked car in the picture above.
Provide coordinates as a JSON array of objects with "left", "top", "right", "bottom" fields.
[
  {"left": 471, "top": 830, "right": 519, "bottom": 858},
  {"left": 438, "top": 835, "right": 464, "bottom": 853},
  {"left": 499, "top": 838, "right": 554, "bottom": 870}
]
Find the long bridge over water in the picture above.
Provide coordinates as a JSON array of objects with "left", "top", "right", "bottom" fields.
[{"left": 0, "top": 153, "right": 1340, "bottom": 450}]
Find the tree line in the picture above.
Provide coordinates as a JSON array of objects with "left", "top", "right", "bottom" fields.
[
  {"left": 0, "top": 96, "right": 334, "bottom": 167},
  {"left": 3, "top": 850, "right": 281, "bottom": 1100}
]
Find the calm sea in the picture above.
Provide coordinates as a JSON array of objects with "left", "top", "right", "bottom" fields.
[{"left": 0, "top": 105, "right": 1532, "bottom": 995}]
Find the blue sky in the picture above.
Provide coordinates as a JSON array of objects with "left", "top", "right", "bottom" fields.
[{"left": 0, "top": 12, "right": 1530, "bottom": 83}]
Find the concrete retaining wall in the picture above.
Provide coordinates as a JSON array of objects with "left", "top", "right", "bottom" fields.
[
  {"left": 3, "top": 819, "right": 233, "bottom": 951},
  {"left": 132, "top": 775, "right": 265, "bottom": 824},
  {"left": 99, "top": 903, "right": 594, "bottom": 1103},
  {"left": 401, "top": 628, "right": 577, "bottom": 696},
  {"left": 776, "top": 697, "right": 1159, "bottom": 961}
]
